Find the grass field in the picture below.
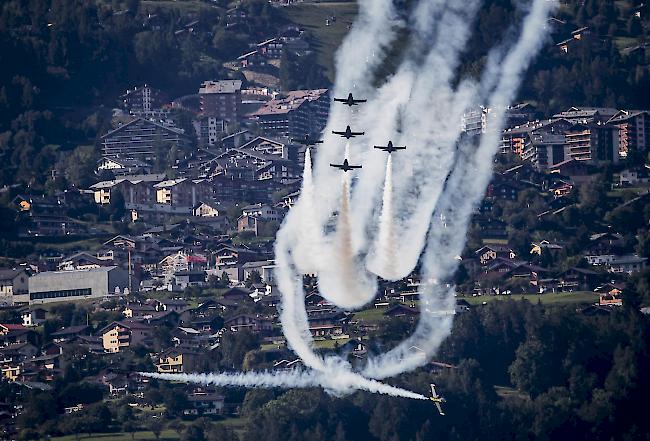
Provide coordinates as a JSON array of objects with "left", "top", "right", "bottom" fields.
[
  {"left": 141, "top": 0, "right": 220, "bottom": 14},
  {"left": 354, "top": 307, "right": 388, "bottom": 323},
  {"left": 280, "top": 2, "right": 358, "bottom": 80},
  {"left": 462, "top": 291, "right": 599, "bottom": 306},
  {"left": 52, "top": 430, "right": 180, "bottom": 441}
]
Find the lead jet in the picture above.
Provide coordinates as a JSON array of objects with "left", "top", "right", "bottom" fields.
[
  {"left": 334, "top": 92, "right": 367, "bottom": 107},
  {"left": 292, "top": 134, "right": 323, "bottom": 146},
  {"left": 332, "top": 125, "right": 365, "bottom": 139},
  {"left": 330, "top": 158, "right": 362, "bottom": 172},
  {"left": 430, "top": 384, "right": 446, "bottom": 416},
  {"left": 374, "top": 141, "right": 406, "bottom": 153}
]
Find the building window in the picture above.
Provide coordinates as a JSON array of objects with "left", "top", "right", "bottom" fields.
[{"left": 30, "top": 288, "right": 92, "bottom": 300}]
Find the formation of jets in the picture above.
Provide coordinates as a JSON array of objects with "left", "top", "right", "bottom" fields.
[{"left": 302, "top": 92, "right": 407, "bottom": 173}]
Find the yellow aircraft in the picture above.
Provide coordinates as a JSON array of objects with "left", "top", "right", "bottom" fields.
[{"left": 430, "top": 384, "right": 446, "bottom": 416}]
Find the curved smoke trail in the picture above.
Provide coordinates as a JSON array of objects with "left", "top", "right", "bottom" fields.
[{"left": 151, "top": 0, "right": 557, "bottom": 398}]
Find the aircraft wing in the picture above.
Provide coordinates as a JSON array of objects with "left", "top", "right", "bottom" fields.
[
  {"left": 332, "top": 130, "right": 344, "bottom": 135},
  {"left": 435, "top": 402, "right": 445, "bottom": 416},
  {"left": 353, "top": 99, "right": 367, "bottom": 103},
  {"left": 351, "top": 131, "right": 365, "bottom": 136},
  {"left": 333, "top": 98, "right": 346, "bottom": 103},
  {"left": 431, "top": 384, "right": 438, "bottom": 398},
  {"left": 348, "top": 164, "right": 362, "bottom": 169}
]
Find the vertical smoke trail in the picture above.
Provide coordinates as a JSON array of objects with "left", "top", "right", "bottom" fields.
[
  {"left": 292, "top": 148, "right": 321, "bottom": 274},
  {"left": 317, "top": 174, "right": 377, "bottom": 309},
  {"left": 367, "top": 154, "right": 398, "bottom": 279}
]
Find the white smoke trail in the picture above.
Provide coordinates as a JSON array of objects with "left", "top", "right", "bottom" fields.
[
  {"left": 367, "top": 154, "right": 398, "bottom": 279},
  {"left": 363, "top": 0, "right": 557, "bottom": 379},
  {"left": 291, "top": 147, "right": 321, "bottom": 274},
  {"left": 318, "top": 174, "right": 378, "bottom": 309},
  {"left": 138, "top": 368, "right": 428, "bottom": 400}
]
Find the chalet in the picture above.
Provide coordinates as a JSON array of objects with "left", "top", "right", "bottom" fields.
[
  {"left": 224, "top": 314, "right": 273, "bottom": 333},
  {"left": 549, "top": 158, "right": 595, "bottom": 182},
  {"left": 475, "top": 245, "right": 516, "bottom": 266},
  {"left": 20, "top": 308, "right": 46, "bottom": 327},
  {"left": 99, "top": 321, "right": 153, "bottom": 353},
  {"left": 123, "top": 304, "right": 156, "bottom": 319},
  {"left": 214, "top": 245, "right": 258, "bottom": 271},
  {"left": 383, "top": 304, "right": 420, "bottom": 318},
  {"left": 156, "top": 348, "right": 200, "bottom": 374},
  {"left": 559, "top": 267, "right": 600, "bottom": 291},
  {"left": 97, "top": 157, "right": 152, "bottom": 175},
  {"left": 184, "top": 390, "right": 225, "bottom": 416},
  {"left": 487, "top": 180, "right": 519, "bottom": 200},
  {"left": 222, "top": 287, "right": 253, "bottom": 302},
  {"left": 193, "top": 201, "right": 222, "bottom": 217},
  {"left": 0, "top": 268, "right": 29, "bottom": 306},
  {"left": 57, "top": 252, "right": 106, "bottom": 271},
  {"left": 530, "top": 240, "right": 563, "bottom": 256},
  {"left": 174, "top": 271, "right": 206, "bottom": 290},
  {"left": 156, "top": 299, "right": 189, "bottom": 312},
  {"left": 171, "top": 327, "right": 203, "bottom": 348},
  {"left": 583, "top": 233, "right": 625, "bottom": 264},
  {"left": 619, "top": 166, "right": 650, "bottom": 187},
  {"left": 50, "top": 325, "right": 90, "bottom": 343},
  {"left": 607, "top": 255, "right": 647, "bottom": 274},
  {"left": 0, "top": 324, "right": 35, "bottom": 347},
  {"left": 237, "top": 214, "right": 259, "bottom": 235}
]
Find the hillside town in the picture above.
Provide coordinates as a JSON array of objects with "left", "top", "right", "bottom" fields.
[{"left": 0, "top": 0, "right": 649, "bottom": 440}]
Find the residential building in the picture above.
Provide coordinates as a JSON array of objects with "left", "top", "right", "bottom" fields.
[
  {"left": 184, "top": 390, "right": 225, "bottom": 416},
  {"left": 619, "top": 166, "right": 650, "bottom": 186},
  {"left": 20, "top": 309, "right": 46, "bottom": 327},
  {"left": 97, "top": 157, "right": 152, "bottom": 176},
  {"left": 174, "top": 271, "right": 206, "bottom": 290},
  {"left": 521, "top": 132, "right": 566, "bottom": 171},
  {"left": 199, "top": 80, "right": 242, "bottom": 122},
  {"left": 100, "top": 321, "right": 152, "bottom": 353},
  {"left": 607, "top": 110, "right": 650, "bottom": 158},
  {"left": 193, "top": 201, "right": 222, "bottom": 217},
  {"left": 224, "top": 314, "right": 273, "bottom": 333},
  {"left": 0, "top": 269, "right": 29, "bottom": 306},
  {"left": 194, "top": 115, "right": 227, "bottom": 146},
  {"left": 121, "top": 84, "right": 167, "bottom": 118},
  {"left": 154, "top": 178, "right": 210, "bottom": 208},
  {"left": 101, "top": 117, "right": 189, "bottom": 159},
  {"left": 607, "top": 255, "right": 647, "bottom": 274},
  {"left": 89, "top": 173, "right": 165, "bottom": 205},
  {"left": 247, "top": 89, "right": 329, "bottom": 139},
  {"left": 156, "top": 348, "right": 199, "bottom": 373},
  {"left": 475, "top": 245, "right": 516, "bottom": 266},
  {"left": 242, "top": 203, "right": 281, "bottom": 221},
  {"left": 204, "top": 148, "right": 296, "bottom": 183},
  {"left": 564, "top": 123, "right": 619, "bottom": 163},
  {"left": 27, "top": 266, "right": 132, "bottom": 305}
]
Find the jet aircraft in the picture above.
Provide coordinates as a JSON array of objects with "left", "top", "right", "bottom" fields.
[
  {"left": 374, "top": 141, "right": 406, "bottom": 153},
  {"left": 430, "top": 384, "right": 446, "bottom": 416},
  {"left": 292, "top": 134, "right": 323, "bottom": 146},
  {"left": 332, "top": 125, "right": 365, "bottom": 139},
  {"left": 334, "top": 92, "right": 367, "bottom": 106},
  {"left": 330, "top": 158, "right": 362, "bottom": 172}
]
